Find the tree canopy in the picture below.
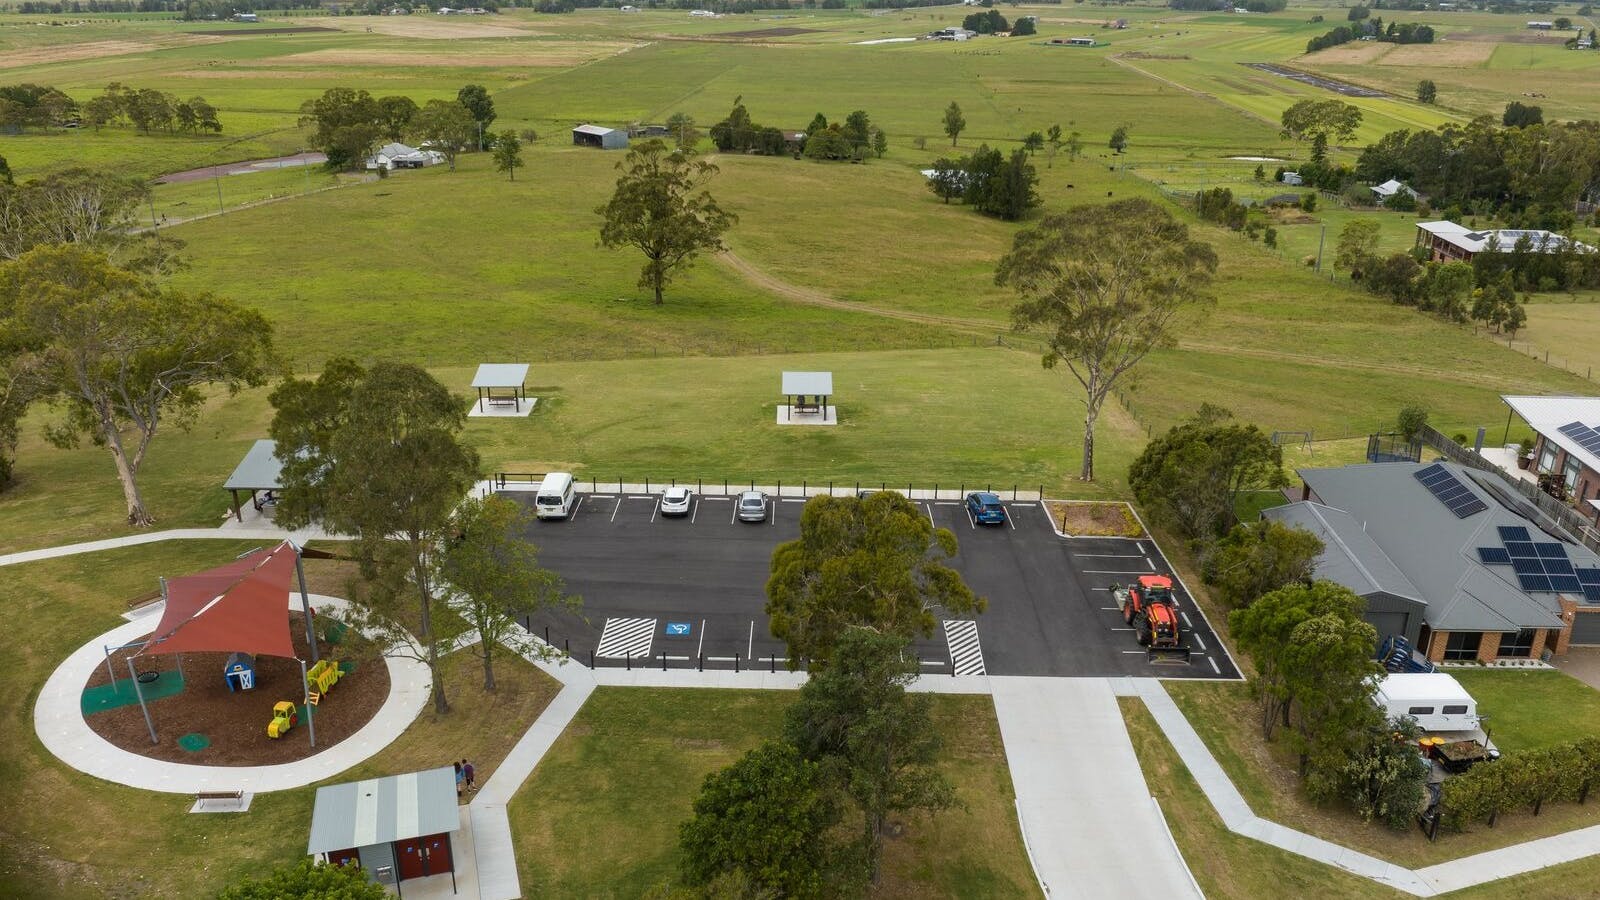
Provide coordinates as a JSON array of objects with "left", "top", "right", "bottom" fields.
[
  {"left": 411, "top": 99, "right": 475, "bottom": 171},
  {"left": 1280, "top": 99, "right": 1363, "bottom": 144},
  {"left": 0, "top": 244, "right": 275, "bottom": 524},
  {"left": 595, "top": 139, "right": 736, "bottom": 305},
  {"left": 942, "top": 101, "right": 966, "bottom": 146},
  {"left": 1204, "top": 519, "right": 1323, "bottom": 609},
  {"left": 491, "top": 129, "right": 524, "bottom": 181},
  {"left": 218, "top": 859, "right": 387, "bottom": 900},
  {"left": 1128, "top": 405, "right": 1286, "bottom": 542},
  {"left": 998, "top": 199, "right": 1217, "bottom": 481},
  {"left": 765, "top": 492, "right": 984, "bottom": 667}
]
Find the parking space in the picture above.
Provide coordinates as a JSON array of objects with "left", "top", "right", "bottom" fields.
[{"left": 507, "top": 491, "right": 1240, "bottom": 680}]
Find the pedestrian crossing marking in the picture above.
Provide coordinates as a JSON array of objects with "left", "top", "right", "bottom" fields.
[
  {"left": 943, "top": 619, "right": 986, "bottom": 676},
  {"left": 596, "top": 617, "right": 655, "bottom": 659}
]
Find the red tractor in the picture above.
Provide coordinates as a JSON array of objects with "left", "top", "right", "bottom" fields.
[{"left": 1112, "top": 574, "right": 1190, "bottom": 663}]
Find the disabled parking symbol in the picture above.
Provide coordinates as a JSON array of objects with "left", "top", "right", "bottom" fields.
[{"left": 665, "top": 622, "right": 692, "bottom": 636}]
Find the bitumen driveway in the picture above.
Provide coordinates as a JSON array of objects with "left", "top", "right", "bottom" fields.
[{"left": 506, "top": 491, "right": 1240, "bottom": 680}]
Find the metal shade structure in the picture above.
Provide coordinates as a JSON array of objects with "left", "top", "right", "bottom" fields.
[
  {"left": 223, "top": 439, "right": 285, "bottom": 522},
  {"left": 781, "top": 370, "right": 833, "bottom": 421},
  {"left": 127, "top": 541, "right": 321, "bottom": 746},
  {"left": 470, "top": 363, "right": 529, "bottom": 412}
]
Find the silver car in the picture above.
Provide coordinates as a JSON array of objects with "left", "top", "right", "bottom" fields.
[
  {"left": 737, "top": 490, "right": 768, "bottom": 522},
  {"left": 660, "top": 486, "right": 693, "bottom": 517}
]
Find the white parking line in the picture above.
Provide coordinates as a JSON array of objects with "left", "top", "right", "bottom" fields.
[
  {"left": 690, "top": 500, "right": 700, "bottom": 524},
  {"left": 920, "top": 659, "right": 950, "bottom": 667},
  {"left": 1111, "top": 627, "right": 1135, "bottom": 632},
  {"left": 609, "top": 497, "right": 623, "bottom": 523},
  {"left": 933, "top": 501, "right": 960, "bottom": 506},
  {"left": 1077, "top": 553, "right": 1145, "bottom": 559},
  {"left": 568, "top": 495, "right": 584, "bottom": 522},
  {"left": 925, "top": 503, "right": 935, "bottom": 529},
  {"left": 747, "top": 620, "right": 755, "bottom": 658},
  {"left": 769, "top": 501, "right": 775, "bottom": 526},
  {"left": 1004, "top": 507, "right": 1017, "bottom": 531},
  {"left": 1209, "top": 657, "right": 1221, "bottom": 675},
  {"left": 697, "top": 619, "right": 705, "bottom": 659},
  {"left": 731, "top": 502, "right": 738, "bottom": 525},
  {"left": 628, "top": 495, "right": 652, "bottom": 500},
  {"left": 1083, "top": 569, "right": 1152, "bottom": 575},
  {"left": 1121, "top": 650, "right": 1146, "bottom": 655},
  {"left": 965, "top": 509, "right": 975, "bottom": 530},
  {"left": 1194, "top": 633, "right": 1207, "bottom": 652},
  {"left": 650, "top": 501, "right": 658, "bottom": 524},
  {"left": 588, "top": 494, "right": 616, "bottom": 499},
  {"left": 1144, "top": 556, "right": 1155, "bottom": 569},
  {"left": 780, "top": 498, "right": 806, "bottom": 502},
  {"left": 1181, "top": 612, "right": 1194, "bottom": 629},
  {"left": 1100, "top": 606, "right": 1121, "bottom": 611}
]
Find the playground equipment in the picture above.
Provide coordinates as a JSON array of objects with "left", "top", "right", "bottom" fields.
[
  {"left": 267, "top": 701, "right": 298, "bottom": 739},
  {"left": 305, "top": 658, "right": 341, "bottom": 706},
  {"left": 223, "top": 652, "right": 257, "bottom": 692}
]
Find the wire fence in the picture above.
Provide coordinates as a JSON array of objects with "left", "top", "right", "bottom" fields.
[{"left": 490, "top": 473, "right": 1047, "bottom": 502}]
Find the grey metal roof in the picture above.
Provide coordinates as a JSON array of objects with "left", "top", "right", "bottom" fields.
[
  {"left": 223, "top": 439, "right": 283, "bottom": 491},
  {"left": 471, "top": 363, "right": 529, "bottom": 389},
  {"left": 781, "top": 371, "right": 833, "bottom": 396},
  {"left": 573, "top": 124, "right": 614, "bottom": 136},
  {"left": 1503, "top": 395, "right": 1600, "bottom": 481},
  {"left": 1297, "top": 462, "right": 1573, "bottom": 632},
  {"left": 1263, "top": 502, "right": 1424, "bottom": 603},
  {"left": 306, "top": 767, "right": 459, "bottom": 854}
]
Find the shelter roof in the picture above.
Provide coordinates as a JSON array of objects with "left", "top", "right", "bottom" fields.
[
  {"left": 224, "top": 439, "right": 284, "bottom": 491},
  {"left": 573, "top": 124, "right": 614, "bottom": 136},
  {"left": 307, "top": 767, "right": 461, "bottom": 854},
  {"left": 138, "top": 542, "right": 299, "bottom": 659},
  {"left": 471, "top": 363, "right": 529, "bottom": 388},
  {"left": 781, "top": 371, "right": 833, "bottom": 396}
]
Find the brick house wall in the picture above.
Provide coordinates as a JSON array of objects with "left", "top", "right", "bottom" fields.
[{"left": 1531, "top": 434, "right": 1600, "bottom": 508}]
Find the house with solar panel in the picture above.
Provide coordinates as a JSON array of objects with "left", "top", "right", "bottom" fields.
[
  {"left": 1266, "top": 460, "right": 1600, "bottom": 663},
  {"left": 1503, "top": 396, "right": 1600, "bottom": 507},
  {"left": 1415, "top": 221, "right": 1595, "bottom": 264}
]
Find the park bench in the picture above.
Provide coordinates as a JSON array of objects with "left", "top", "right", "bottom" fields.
[{"left": 194, "top": 790, "right": 245, "bottom": 810}]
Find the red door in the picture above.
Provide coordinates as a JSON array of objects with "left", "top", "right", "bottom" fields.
[
  {"left": 327, "top": 848, "right": 360, "bottom": 869},
  {"left": 395, "top": 838, "right": 427, "bottom": 880},
  {"left": 421, "top": 833, "right": 453, "bottom": 875}
]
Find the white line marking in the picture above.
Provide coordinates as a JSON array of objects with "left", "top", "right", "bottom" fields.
[
  {"left": 650, "top": 502, "right": 658, "bottom": 524},
  {"left": 1181, "top": 612, "right": 1194, "bottom": 629},
  {"left": 1100, "top": 606, "right": 1121, "bottom": 611},
  {"left": 1140, "top": 542, "right": 1148, "bottom": 554},
  {"left": 926, "top": 504, "right": 936, "bottom": 529},
  {"left": 933, "top": 501, "right": 960, "bottom": 506},
  {"left": 1111, "top": 627, "right": 1135, "bottom": 632},
  {"left": 920, "top": 659, "right": 950, "bottom": 667},
  {"left": 731, "top": 502, "right": 738, "bottom": 525},
  {"left": 609, "top": 497, "right": 623, "bottom": 523},
  {"left": 628, "top": 495, "right": 652, "bottom": 499},
  {"left": 1194, "top": 633, "right": 1207, "bottom": 652},
  {"left": 697, "top": 619, "right": 705, "bottom": 659},
  {"left": 1144, "top": 556, "right": 1155, "bottom": 569},
  {"left": 769, "top": 501, "right": 775, "bottom": 525},
  {"left": 700, "top": 496, "right": 731, "bottom": 501},
  {"left": 1121, "top": 650, "right": 1147, "bottom": 655},
  {"left": 706, "top": 656, "right": 738, "bottom": 662},
  {"left": 1084, "top": 569, "right": 1154, "bottom": 575},
  {"left": 942, "top": 620, "right": 986, "bottom": 675},
  {"left": 1077, "top": 553, "right": 1145, "bottom": 558},
  {"left": 595, "top": 617, "right": 655, "bottom": 659},
  {"left": 966, "top": 510, "right": 975, "bottom": 530},
  {"left": 587, "top": 494, "right": 616, "bottom": 499},
  {"left": 781, "top": 498, "right": 806, "bottom": 502},
  {"left": 569, "top": 495, "right": 584, "bottom": 522},
  {"left": 747, "top": 620, "right": 754, "bottom": 659},
  {"left": 1209, "top": 657, "right": 1221, "bottom": 675},
  {"left": 1005, "top": 507, "right": 1016, "bottom": 531},
  {"left": 690, "top": 500, "right": 699, "bottom": 523}
]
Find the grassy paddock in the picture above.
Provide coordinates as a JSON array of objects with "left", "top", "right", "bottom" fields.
[{"left": 507, "top": 686, "right": 1038, "bottom": 898}]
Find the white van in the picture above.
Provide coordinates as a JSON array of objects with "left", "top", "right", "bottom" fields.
[{"left": 535, "top": 472, "right": 577, "bottom": 520}]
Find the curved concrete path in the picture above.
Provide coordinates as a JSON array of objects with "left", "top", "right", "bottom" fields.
[{"left": 34, "top": 594, "right": 431, "bottom": 794}]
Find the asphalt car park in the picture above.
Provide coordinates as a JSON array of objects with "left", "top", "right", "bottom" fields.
[{"left": 507, "top": 490, "right": 1241, "bottom": 680}]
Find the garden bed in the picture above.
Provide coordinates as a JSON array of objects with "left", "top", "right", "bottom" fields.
[{"left": 1045, "top": 500, "right": 1145, "bottom": 537}]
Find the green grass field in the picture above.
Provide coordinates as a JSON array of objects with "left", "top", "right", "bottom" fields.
[{"left": 509, "top": 687, "right": 1038, "bottom": 898}]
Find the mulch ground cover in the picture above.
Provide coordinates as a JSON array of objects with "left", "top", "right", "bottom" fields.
[{"left": 83, "top": 615, "right": 389, "bottom": 766}]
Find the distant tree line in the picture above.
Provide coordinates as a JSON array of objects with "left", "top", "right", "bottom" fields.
[
  {"left": 1306, "top": 18, "right": 1433, "bottom": 52},
  {"left": 1357, "top": 116, "right": 1600, "bottom": 228},
  {"left": 9, "top": 0, "right": 317, "bottom": 11},
  {"left": 926, "top": 145, "right": 1039, "bottom": 220},
  {"left": 707, "top": 100, "right": 887, "bottom": 161},
  {"left": 298, "top": 85, "right": 495, "bottom": 170},
  {"left": 0, "top": 82, "right": 220, "bottom": 135}
]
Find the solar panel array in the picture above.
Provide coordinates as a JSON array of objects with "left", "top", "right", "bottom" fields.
[
  {"left": 1477, "top": 525, "right": 1600, "bottom": 601},
  {"left": 1558, "top": 421, "right": 1600, "bottom": 457},
  {"left": 1414, "top": 463, "right": 1488, "bottom": 518}
]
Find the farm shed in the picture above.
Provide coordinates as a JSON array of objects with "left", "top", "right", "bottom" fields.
[{"left": 573, "top": 124, "right": 629, "bottom": 150}]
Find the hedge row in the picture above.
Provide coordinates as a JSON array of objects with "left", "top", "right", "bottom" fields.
[{"left": 1440, "top": 738, "right": 1600, "bottom": 830}]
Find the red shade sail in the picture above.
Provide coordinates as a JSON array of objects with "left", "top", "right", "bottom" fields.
[{"left": 138, "top": 542, "right": 300, "bottom": 659}]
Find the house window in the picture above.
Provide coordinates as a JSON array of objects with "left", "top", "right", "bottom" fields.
[
  {"left": 1443, "top": 631, "right": 1482, "bottom": 661},
  {"left": 1408, "top": 706, "right": 1435, "bottom": 715},
  {"left": 1442, "top": 705, "right": 1468, "bottom": 715},
  {"left": 1498, "top": 628, "right": 1537, "bottom": 658},
  {"left": 1540, "top": 444, "right": 1558, "bottom": 473},
  {"left": 1565, "top": 457, "right": 1581, "bottom": 492}
]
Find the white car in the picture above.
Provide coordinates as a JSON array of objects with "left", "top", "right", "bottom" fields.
[
  {"left": 660, "top": 486, "right": 693, "bottom": 517},
  {"left": 737, "top": 490, "right": 768, "bottom": 522}
]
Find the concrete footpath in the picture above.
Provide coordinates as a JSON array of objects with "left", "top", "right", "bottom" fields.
[{"left": 993, "top": 677, "right": 1203, "bottom": 900}]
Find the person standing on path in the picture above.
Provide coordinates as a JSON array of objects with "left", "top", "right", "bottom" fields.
[
  {"left": 463, "top": 759, "right": 475, "bottom": 792},
  {"left": 455, "top": 761, "right": 464, "bottom": 797}
]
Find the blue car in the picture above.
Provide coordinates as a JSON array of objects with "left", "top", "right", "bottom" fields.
[{"left": 965, "top": 492, "right": 1007, "bottom": 525}]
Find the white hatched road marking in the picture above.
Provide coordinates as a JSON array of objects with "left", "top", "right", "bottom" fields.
[
  {"left": 595, "top": 617, "right": 655, "bottom": 659},
  {"left": 943, "top": 619, "right": 986, "bottom": 675}
]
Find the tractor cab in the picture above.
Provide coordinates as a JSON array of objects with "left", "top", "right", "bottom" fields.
[{"left": 1135, "top": 574, "right": 1176, "bottom": 607}]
